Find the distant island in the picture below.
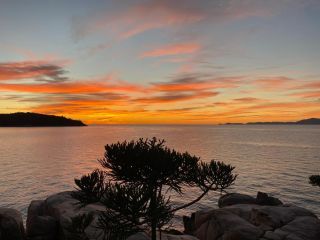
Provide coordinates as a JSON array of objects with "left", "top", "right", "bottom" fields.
[
  {"left": 224, "top": 118, "right": 320, "bottom": 125},
  {"left": 0, "top": 112, "right": 86, "bottom": 127}
]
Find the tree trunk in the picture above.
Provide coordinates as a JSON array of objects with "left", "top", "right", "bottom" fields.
[{"left": 151, "top": 189, "right": 157, "bottom": 240}]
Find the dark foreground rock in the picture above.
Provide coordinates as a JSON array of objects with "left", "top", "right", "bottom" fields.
[
  {"left": 26, "top": 191, "right": 104, "bottom": 240},
  {"left": 255, "top": 192, "right": 283, "bottom": 206},
  {"left": 218, "top": 193, "right": 257, "bottom": 208},
  {"left": 3, "top": 191, "right": 315, "bottom": 240},
  {"left": 26, "top": 191, "right": 197, "bottom": 240},
  {"left": 0, "top": 208, "right": 25, "bottom": 240},
  {"left": 218, "top": 192, "right": 283, "bottom": 208},
  {"left": 128, "top": 232, "right": 198, "bottom": 240},
  {"left": 184, "top": 192, "right": 320, "bottom": 240}
]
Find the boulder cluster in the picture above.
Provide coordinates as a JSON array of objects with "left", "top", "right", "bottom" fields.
[
  {"left": 184, "top": 192, "right": 320, "bottom": 240},
  {"left": 0, "top": 191, "right": 319, "bottom": 240}
]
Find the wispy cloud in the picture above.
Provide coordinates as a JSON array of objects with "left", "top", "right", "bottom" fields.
[
  {"left": 233, "top": 97, "right": 265, "bottom": 103},
  {"left": 72, "top": 0, "right": 204, "bottom": 40},
  {"left": 0, "top": 80, "right": 143, "bottom": 94},
  {"left": 152, "top": 73, "right": 242, "bottom": 92},
  {"left": 72, "top": 0, "right": 309, "bottom": 41},
  {"left": 135, "top": 91, "right": 218, "bottom": 104},
  {"left": 141, "top": 42, "right": 200, "bottom": 58},
  {"left": 0, "top": 61, "right": 68, "bottom": 82},
  {"left": 294, "top": 81, "right": 320, "bottom": 90},
  {"left": 289, "top": 91, "right": 320, "bottom": 99},
  {"left": 252, "top": 76, "right": 295, "bottom": 90},
  {"left": 1, "top": 68, "right": 319, "bottom": 123}
]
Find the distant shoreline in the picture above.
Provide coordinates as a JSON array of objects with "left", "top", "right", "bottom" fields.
[
  {"left": 222, "top": 118, "right": 320, "bottom": 125},
  {"left": 0, "top": 113, "right": 319, "bottom": 126}
]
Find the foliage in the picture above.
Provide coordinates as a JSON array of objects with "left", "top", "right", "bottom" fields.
[
  {"left": 73, "top": 137, "right": 236, "bottom": 240},
  {"left": 73, "top": 169, "right": 106, "bottom": 206},
  {"left": 66, "top": 213, "right": 94, "bottom": 240},
  {"left": 309, "top": 175, "right": 320, "bottom": 187}
]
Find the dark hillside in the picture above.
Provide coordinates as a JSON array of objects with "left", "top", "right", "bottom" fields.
[{"left": 0, "top": 112, "right": 86, "bottom": 127}]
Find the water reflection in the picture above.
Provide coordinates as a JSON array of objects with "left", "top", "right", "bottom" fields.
[{"left": 0, "top": 125, "right": 319, "bottom": 224}]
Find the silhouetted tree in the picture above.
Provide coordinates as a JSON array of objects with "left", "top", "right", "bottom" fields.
[
  {"left": 72, "top": 138, "right": 236, "bottom": 240},
  {"left": 67, "top": 213, "right": 94, "bottom": 240},
  {"left": 309, "top": 175, "right": 320, "bottom": 187}
]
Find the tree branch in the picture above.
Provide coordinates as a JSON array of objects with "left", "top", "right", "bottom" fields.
[{"left": 169, "top": 184, "right": 215, "bottom": 213}]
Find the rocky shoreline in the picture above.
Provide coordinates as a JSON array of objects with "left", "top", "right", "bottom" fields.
[{"left": 1, "top": 191, "right": 319, "bottom": 240}]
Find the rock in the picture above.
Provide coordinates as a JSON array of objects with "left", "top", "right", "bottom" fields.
[
  {"left": 26, "top": 191, "right": 106, "bottom": 240},
  {"left": 26, "top": 191, "right": 199, "bottom": 240},
  {"left": 193, "top": 208, "right": 263, "bottom": 240},
  {"left": 218, "top": 193, "right": 256, "bottom": 208},
  {"left": 26, "top": 200, "right": 58, "bottom": 240},
  {"left": 127, "top": 232, "right": 199, "bottom": 240},
  {"left": 183, "top": 213, "right": 196, "bottom": 234},
  {"left": 263, "top": 231, "right": 282, "bottom": 240},
  {"left": 28, "top": 200, "right": 46, "bottom": 218},
  {"left": 256, "top": 192, "right": 283, "bottom": 206},
  {"left": 27, "top": 215, "right": 58, "bottom": 239},
  {"left": 159, "top": 234, "right": 198, "bottom": 240},
  {"left": 278, "top": 216, "right": 320, "bottom": 240},
  {"left": 45, "top": 191, "right": 105, "bottom": 239},
  {"left": 218, "top": 192, "right": 283, "bottom": 208},
  {"left": 26, "top": 201, "right": 45, "bottom": 232},
  {"left": 0, "top": 208, "right": 25, "bottom": 240},
  {"left": 185, "top": 195, "right": 320, "bottom": 240},
  {"left": 25, "top": 191, "right": 319, "bottom": 240},
  {"left": 164, "top": 229, "right": 184, "bottom": 235},
  {"left": 127, "top": 232, "right": 150, "bottom": 240}
]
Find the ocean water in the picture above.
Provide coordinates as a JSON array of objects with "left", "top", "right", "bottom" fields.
[{"left": 0, "top": 125, "right": 319, "bottom": 227}]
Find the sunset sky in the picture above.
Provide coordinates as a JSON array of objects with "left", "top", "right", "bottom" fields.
[{"left": 1, "top": 0, "right": 320, "bottom": 124}]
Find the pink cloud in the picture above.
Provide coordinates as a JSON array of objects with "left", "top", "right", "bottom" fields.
[
  {"left": 152, "top": 75, "right": 242, "bottom": 92},
  {"left": 289, "top": 91, "right": 320, "bottom": 99},
  {"left": 135, "top": 91, "right": 218, "bottom": 104},
  {"left": 119, "top": 1, "right": 205, "bottom": 38},
  {"left": 252, "top": 76, "right": 295, "bottom": 90},
  {"left": 73, "top": 0, "right": 302, "bottom": 41},
  {"left": 73, "top": 0, "right": 204, "bottom": 40},
  {"left": 233, "top": 97, "right": 265, "bottom": 103},
  {"left": 141, "top": 43, "right": 201, "bottom": 58},
  {"left": 0, "top": 61, "right": 68, "bottom": 82},
  {"left": 296, "top": 81, "right": 320, "bottom": 89}
]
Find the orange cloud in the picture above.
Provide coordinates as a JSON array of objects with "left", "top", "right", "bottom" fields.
[
  {"left": 2, "top": 67, "right": 319, "bottom": 124},
  {"left": 21, "top": 97, "right": 320, "bottom": 124},
  {"left": 204, "top": 101, "right": 320, "bottom": 123},
  {"left": 141, "top": 43, "right": 201, "bottom": 58},
  {"left": 0, "top": 80, "right": 144, "bottom": 94},
  {"left": 32, "top": 99, "right": 129, "bottom": 114},
  {"left": 0, "top": 61, "right": 67, "bottom": 82},
  {"left": 233, "top": 97, "right": 265, "bottom": 103},
  {"left": 135, "top": 91, "right": 218, "bottom": 104},
  {"left": 289, "top": 91, "right": 320, "bottom": 99},
  {"left": 247, "top": 102, "right": 320, "bottom": 111},
  {"left": 252, "top": 76, "right": 294, "bottom": 90},
  {"left": 295, "top": 81, "right": 320, "bottom": 90}
]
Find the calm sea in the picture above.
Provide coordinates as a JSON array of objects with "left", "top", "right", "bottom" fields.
[{"left": 0, "top": 125, "right": 319, "bottom": 226}]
